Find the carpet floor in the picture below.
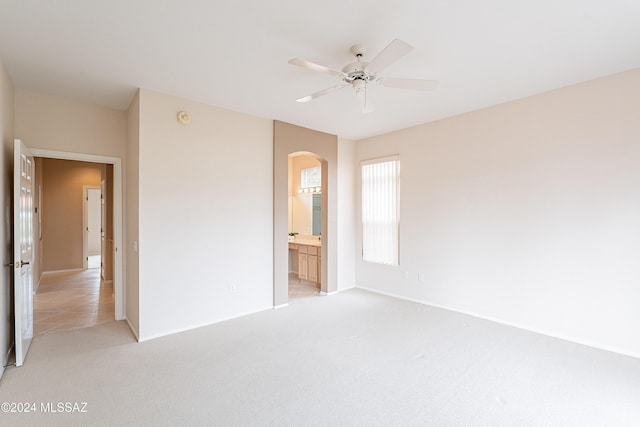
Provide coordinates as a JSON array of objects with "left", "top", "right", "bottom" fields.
[{"left": 1, "top": 288, "right": 639, "bottom": 426}]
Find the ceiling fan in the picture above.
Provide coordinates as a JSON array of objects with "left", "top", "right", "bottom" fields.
[{"left": 289, "top": 39, "right": 437, "bottom": 113}]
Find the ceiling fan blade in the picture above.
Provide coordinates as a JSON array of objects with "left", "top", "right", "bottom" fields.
[
  {"left": 296, "top": 84, "right": 349, "bottom": 103},
  {"left": 379, "top": 77, "right": 438, "bottom": 91},
  {"left": 288, "top": 58, "right": 347, "bottom": 79},
  {"left": 366, "top": 39, "right": 413, "bottom": 74}
]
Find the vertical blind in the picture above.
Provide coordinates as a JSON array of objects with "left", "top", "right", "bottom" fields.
[{"left": 361, "top": 156, "right": 400, "bottom": 266}]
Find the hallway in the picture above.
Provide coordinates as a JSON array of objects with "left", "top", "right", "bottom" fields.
[{"left": 33, "top": 266, "right": 114, "bottom": 336}]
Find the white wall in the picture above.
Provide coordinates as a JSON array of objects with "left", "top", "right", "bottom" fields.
[
  {"left": 137, "top": 89, "right": 273, "bottom": 340},
  {"left": 0, "top": 56, "right": 14, "bottom": 378},
  {"left": 356, "top": 69, "right": 640, "bottom": 357}
]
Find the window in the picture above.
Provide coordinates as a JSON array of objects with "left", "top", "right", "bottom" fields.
[
  {"left": 361, "top": 156, "right": 400, "bottom": 266},
  {"left": 301, "top": 166, "right": 321, "bottom": 188}
]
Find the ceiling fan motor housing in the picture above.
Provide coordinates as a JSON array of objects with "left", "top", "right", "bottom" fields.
[{"left": 342, "top": 61, "right": 376, "bottom": 85}]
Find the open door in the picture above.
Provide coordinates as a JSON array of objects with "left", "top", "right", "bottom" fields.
[
  {"left": 83, "top": 186, "right": 102, "bottom": 269},
  {"left": 13, "top": 139, "right": 34, "bottom": 367},
  {"left": 101, "top": 179, "right": 106, "bottom": 280}
]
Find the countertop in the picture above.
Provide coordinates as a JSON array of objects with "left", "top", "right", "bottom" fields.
[{"left": 289, "top": 239, "right": 321, "bottom": 247}]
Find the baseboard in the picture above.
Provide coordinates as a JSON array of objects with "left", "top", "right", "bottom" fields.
[
  {"left": 42, "top": 268, "right": 83, "bottom": 275},
  {"left": 273, "top": 303, "right": 289, "bottom": 309},
  {"left": 125, "top": 318, "right": 140, "bottom": 342},
  {"left": 1, "top": 343, "right": 14, "bottom": 381},
  {"left": 35, "top": 274, "right": 42, "bottom": 292},
  {"left": 137, "top": 305, "right": 273, "bottom": 343},
  {"left": 356, "top": 285, "right": 640, "bottom": 360},
  {"left": 320, "top": 284, "right": 355, "bottom": 296}
]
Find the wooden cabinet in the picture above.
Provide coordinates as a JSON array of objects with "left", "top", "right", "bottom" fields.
[
  {"left": 291, "top": 243, "right": 321, "bottom": 284},
  {"left": 308, "top": 247, "right": 318, "bottom": 283},
  {"left": 298, "top": 248, "right": 308, "bottom": 279}
]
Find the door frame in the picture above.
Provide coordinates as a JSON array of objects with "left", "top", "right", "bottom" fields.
[
  {"left": 82, "top": 185, "right": 102, "bottom": 270},
  {"left": 31, "top": 149, "right": 124, "bottom": 321}
]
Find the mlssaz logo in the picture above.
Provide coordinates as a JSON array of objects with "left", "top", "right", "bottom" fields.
[{"left": 41, "top": 402, "right": 88, "bottom": 413}]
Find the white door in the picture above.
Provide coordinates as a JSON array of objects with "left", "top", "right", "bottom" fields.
[
  {"left": 87, "top": 188, "right": 101, "bottom": 256},
  {"left": 100, "top": 180, "right": 106, "bottom": 280},
  {"left": 13, "top": 139, "right": 34, "bottom": 367}
]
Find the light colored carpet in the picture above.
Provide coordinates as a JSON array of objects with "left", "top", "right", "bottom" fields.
[{"left": 1, "top": 289, "right": 639, "bottom": 426}]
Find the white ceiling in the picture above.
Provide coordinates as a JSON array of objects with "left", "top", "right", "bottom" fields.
[{"left": 0, "top": 0, "right": 638, "bottom": 140}]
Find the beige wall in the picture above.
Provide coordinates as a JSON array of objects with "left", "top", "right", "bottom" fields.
[
  {"left": 125, "top": 91, "right": 140, "bottom": 336},
  {"left": 15, "top": 89, "right": 126, "bottom": 158},
  {"left": 41, "top": 159, "right": 103, "bottom": 272},
  {"left": 357, "top": 68, "right": 640, "bottom": 357},
  {"left": 0, "top": 56, "right": 14, "bottom": 377},
  {"left": 337, "top": 137, "right": 357, "bottom": 290},
  {"left": 274, "top": 121, "right": 338, "bottom": 305}
]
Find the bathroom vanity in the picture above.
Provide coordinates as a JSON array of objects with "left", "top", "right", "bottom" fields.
[{"left": 288, "top": 241, "right": 321, "bottom": 284}]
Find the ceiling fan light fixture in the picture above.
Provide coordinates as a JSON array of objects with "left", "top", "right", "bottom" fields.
[{"left": 352, "top": 79, "right": 366, "bottom": 94}]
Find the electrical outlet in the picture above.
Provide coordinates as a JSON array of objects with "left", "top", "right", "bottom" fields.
[
  {"left": 229, "top": 284, "right": 237, "bottom": 294},
  {"left": 403, "top": 271, "right": 410, "bottom": 280},
  {"left": 418, "top": 273, "right": 425, "bottom": 282}
]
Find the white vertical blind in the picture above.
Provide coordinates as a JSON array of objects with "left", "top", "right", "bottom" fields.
[{"left": 361, "top": 156, "right": 400, "bottom": 266}]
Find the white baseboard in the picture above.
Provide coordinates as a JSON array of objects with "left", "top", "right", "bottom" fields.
[
  {"left": 137, "top": 305, "right": 274, "bottom": 343},
  {"left": 356, "top": 285, "right": 640, "bottom": 360},
  {"left": 320, "top": 284, "right": 355, "bottom": 296},
  {"left": 273, "top": 303, "right": 289, "bottom": 309}
]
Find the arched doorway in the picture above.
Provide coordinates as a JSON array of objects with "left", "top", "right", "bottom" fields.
[
  {"left": 287, "top": 152, "right": 324, "bottom": 299},
  {"left": 273, "top": 121, "right": 337, "bottom": 307}
]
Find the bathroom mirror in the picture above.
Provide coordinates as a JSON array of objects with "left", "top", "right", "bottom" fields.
[{"left": 289, "top": 154, "right": 322, "bottom": 236}]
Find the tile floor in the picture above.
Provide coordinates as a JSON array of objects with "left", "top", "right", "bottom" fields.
[
  {"left": 34, "top": 268, "right": 310, "bottom": 335},
  {"left": 288, "top": 273, "right": 321, "bottom": 299},
  {"left": 33, "top": 266, "right": 114, "bottom": 336}
]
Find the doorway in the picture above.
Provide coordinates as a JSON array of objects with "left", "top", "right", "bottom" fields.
[
  {"left": 33, "top": 158, "right": 116, "bottom": 335},
  {"left": 273, "top": 121, "right": 338, "bottom": 307},
  {"left": 287, "top": 153, "right": 323, "bottom": 300},
  {"left": 30, "top": 148, "right": 124, "bottom": 320}
]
